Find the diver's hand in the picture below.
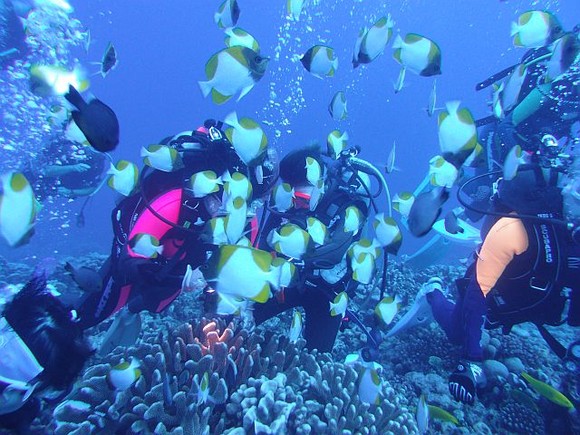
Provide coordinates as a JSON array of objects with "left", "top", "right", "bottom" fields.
[
  {"left": 181, "top": 264, "right": 206, "bottom": 292},
  {"left": 449, "top": 360, "right": 484, "bottom": 405},
  {"left": 71, "top": 163, "right": 91, "bottom": 173}
]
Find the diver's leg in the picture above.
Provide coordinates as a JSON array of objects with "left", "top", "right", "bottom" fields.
[
  {"left": 253, "top": 287, "right": 301, "bottom": 325},
  {"left": 302, "top": 286, "right": 342, "bottom": 353},
  {"left": 461, "top": 278, "right": 487, "bottom": 361},
  {"left": 427, "top": 290, "right": 463, "bottom": 345}
]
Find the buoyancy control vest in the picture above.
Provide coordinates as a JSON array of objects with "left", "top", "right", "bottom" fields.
[{"left": 485, "top": 218, "right": 568, "bottom": 329}]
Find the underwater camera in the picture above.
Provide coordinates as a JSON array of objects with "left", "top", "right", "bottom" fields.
[{"left": 536, "top": 134, "right": 574, "bottom": 172}]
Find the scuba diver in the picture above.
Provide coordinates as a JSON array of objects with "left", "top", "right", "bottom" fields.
[
  {"left": 24, "top": 135, "right": 108, "bottom": 202},
  {"left": 75, "top": 120, "right": 276, "bottom": 349},
  {"left": 0, "top": 270, "right": 92, "bottom": 431},
  {"left": 394, "top": 132, "right": 580, "bottom": 405},
  {"left": 250, "top": 144, "right": 392, "bottom": 353}
]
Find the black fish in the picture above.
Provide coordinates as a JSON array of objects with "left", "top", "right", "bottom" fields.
[
  {"left": 408, "top": 187, "right": 449, "bottom": 237},
  {"left": 64, "top": 262, "right": 102, "bottom": 293},
  {"left": 100, "top": 42, "right": 118, "bottom": 77},
  {"left": 65, "top": 84, "right": 119, "bottom": 152}
]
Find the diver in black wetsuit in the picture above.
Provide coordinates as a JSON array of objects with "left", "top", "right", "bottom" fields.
[
  {"left": 251, "top": 146, "right": 372, "bottom": 353},
  {"left": 0, "top": 271, "right": 92, "bottom": 431}
]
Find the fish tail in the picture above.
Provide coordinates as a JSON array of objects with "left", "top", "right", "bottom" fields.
[
  {"left": 198, "top": 80, "right": 212, "bottom": 98},
  {"left": 64, "top": 84, "right": 86, "bottom": 110}
]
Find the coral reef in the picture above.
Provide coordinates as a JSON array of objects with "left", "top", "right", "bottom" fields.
[{"left": 49, "top": 317, "right": 417, "bottom": 434}]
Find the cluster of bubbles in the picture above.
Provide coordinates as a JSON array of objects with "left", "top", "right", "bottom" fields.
[
  {"left": 259, "top": 0, "right": 393, "bottom": 148},
  {"left": 0, "top": 6, "right": 87, "bottom": 173},
  {"left": 0, "top": 5, "right": 88, "bottom": 236}
]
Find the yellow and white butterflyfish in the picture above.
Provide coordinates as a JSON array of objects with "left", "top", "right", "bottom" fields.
[
  {"left": 385, "top": 141, "right": 397, "bottom": 174},
  {"left": 107, "top": 160, "right": 138, "bottom": 196},
  {"left": 224, "top": 27, "right": 259, "bottom": 52},
  {"left": 271, "top": 182, "right": 295, "bottom": 212},
  {"left": 503, "top": 145, "right": 529, "bottom": 181},
  {"left": 352, "top": 26, "right": 368, "bottom": 67},
  {"left": 348, "top": 238, "right": 381, "bottom": 261},
  {"left": 128, "top": 233, "right": 163, "bottom": 259},
  {"left": 393, "top": 192, "right": 414, "bottom": 219},
  {"left": 202, "top": 245, "right": 276, "bottom": 303},
  {"left": 0, "top": 172, "right": 40, "bottom": 247},
  {"left": 270, "top": 257, "right": 297, "bottom": 290},
  {"left": 393, "top": 66, "right": 406, "bottom": 93},
  {"left": 215, "top": 293, "right": 248, "bottom": 316},
  {"left": 288, "top": 309, "right": 303, "bottom": 343},
  {"left": 203, "top": 217, "right": 229, "bottom": 246},
  {"left": 343, "top": 205, "right": 363, "bottom": 234},
  {"left": 189, "top": 170, "right": 223, "bottom": 198},
  {"left": 373, "top": 213, "right": 402, "bottom": 254},
  {"left": 64, "top": 117, "right": 89, "bottom": 145},
  {"left": 287, "top": 0, "right": 305, "bottom": 20},
  {"left": 235, "top": 236, "right": 252, "bottom": 247},
  {"left": 492, "top": 83, "right": 505, "bottom": 120},
  {"left": 437, "top": 101, "right": 478, "bottom": 168},
  {"left": 356, "top": 15, "right": 395, "bottom": 66},
  {"left": 374, "top": 295, "right": 402, "bottom": 326},
  {"left": 194, "top": 372, "right": 211, "bottom": 405},
  {"left": 351, "top": 252, "right": 375, "bottom": 285},
  {"left": 214, "top": 0, "right": 240, "bottom": 29},
  {"left": 545, "top": 33, "right": 580, "bottom": 83},
  {"left": 429, "top": 155, "right": 459, "bottom": 188},
  {"left": 426, "top": 79, "right": 440, "bottom": 117},
  {"left": 224, "top": 111, "right": 268, "bottom": 165},
  {"left": 224, "top": 196, "right": 248, "bottom": 244},
  {"left": 198, "top": 46, "right": 269, "bottom": 104},
  {"left": 306, "top": 217, "right": 327, "bottom": 246},
  {"left": 300, "top": 45, "right": 338, "bottom": 79},
  {"left": 29, "top": 64, "right": 89, "bottom": 97},
  {"left": 305, "top": 156, "right": 322, "bottom": 186},
  {"left": 416, "top": 394, "right": 430, "bottom": 434},
  {"left": 501, "top": 64, "right": 527, "bottom": 113},
  {"left": 358, "top": 367, "right": 382, "bottom": 405},
  {"left": 328, "top": 91, "right": 347, "bottom": 121},
  {"left": 511, "top": 10, "right": 562, "bottom": 49},
  {"left": 270, "top": 223, "right": 311, "bottom": 259},
  {"left": 140, "top": 144, "right": 183, "bottom": 173},
  {"left": 222, "top": 171, "right": 253, "bottom": 204},
  {"left": 329, "top": 291, "right": 348, "bottom": 317},
  {"left": 107, "top": 358, "right": 141, "bottom": 391},
  {"left": 463, "top": 143, "right": 484, "bottom": 168},
  {"left": 327, "top": 130, "right": 349, "bottom": 159},
  {"left": 309, "top": 179, "right": 326, "bottom": 211},
  {"left": 392, "top": 33, "right": 441, "bottom": 77}
]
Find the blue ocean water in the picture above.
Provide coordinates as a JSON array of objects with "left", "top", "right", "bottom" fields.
[
  {"left": 0, "top": 0, "right": 576, "bottom": 261},
  {"left": 1, "top": 1, "right": 579, "bottom": 433}
]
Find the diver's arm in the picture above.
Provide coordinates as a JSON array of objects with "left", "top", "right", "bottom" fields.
[
  {"left": 43, "top": 163, "right": 90, "bottom": 177},
  {"left": 58, "top": 186, "right": 98, "bottom": 197}
]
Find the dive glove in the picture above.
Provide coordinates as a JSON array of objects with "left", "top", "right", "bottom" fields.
[{"left": 449, "top": 360, "right": 485, "bottom": 405}]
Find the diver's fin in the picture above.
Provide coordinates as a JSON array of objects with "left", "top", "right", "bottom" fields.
[
  {"left": 386, "top": 280, "right": 443, "bottom": 338},
  {"left": 98, "top": 309, "right": 142, "bottom": 356}
]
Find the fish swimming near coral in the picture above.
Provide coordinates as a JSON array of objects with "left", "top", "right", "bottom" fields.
[{"left": 520, "top": 372, "right": 574, "bottom": 409}]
